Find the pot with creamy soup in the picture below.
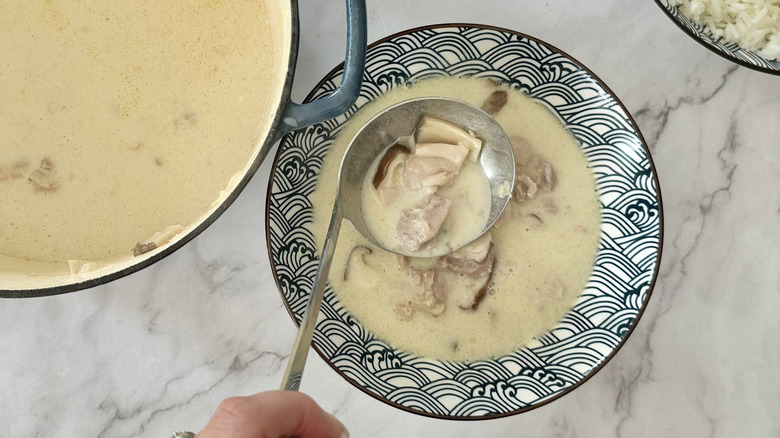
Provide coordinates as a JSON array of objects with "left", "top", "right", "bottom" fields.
[{"left": 0, "top": 0, "right": 367, "bottom": 297}]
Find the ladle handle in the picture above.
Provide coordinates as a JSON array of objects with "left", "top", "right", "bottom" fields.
[
  {"left": 273, "top": 0, "right": 367, "bottom": 141},
  {"left": 280, "top": 204, "right": 343, "bottom": 391}
]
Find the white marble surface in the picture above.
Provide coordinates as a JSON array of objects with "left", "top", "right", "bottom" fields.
[{"left": 2, "top": 1, "right": 780, "bottom": 437}]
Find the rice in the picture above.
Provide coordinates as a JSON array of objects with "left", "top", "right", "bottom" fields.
[{"left": 671, "top": 0, "right": 780, "bottom": 61}]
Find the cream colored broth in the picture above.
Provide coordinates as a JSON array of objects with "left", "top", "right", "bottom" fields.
[
  {"left": 0, "top": 1, "right": 286, "bottom": 267},
  {"left": 310, "top": 77, "right": 600, "bottom": 361}
]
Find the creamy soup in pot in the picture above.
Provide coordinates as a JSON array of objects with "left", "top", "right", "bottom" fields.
[
  {"left": 0, "top": 1, "right": 287, "bottom": 279},
  {"left": 310, "top": 76, "right": 601, "bottom": 361}
]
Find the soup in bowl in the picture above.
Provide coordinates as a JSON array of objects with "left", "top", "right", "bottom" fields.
[{"left": 267, "top": 24, "right": 662, "bottom": 418}]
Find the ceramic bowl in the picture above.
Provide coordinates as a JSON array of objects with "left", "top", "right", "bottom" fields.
[
  {"left": 266, "top": 24, "right": 663, "bottom": 418},
  {"left": 654, "top": 0, "right": 780, "bottom": 75}
]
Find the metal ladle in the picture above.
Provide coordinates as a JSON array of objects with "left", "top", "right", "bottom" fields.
[{"left": 280, "top": 97, "right": 516, "bottom": 391}]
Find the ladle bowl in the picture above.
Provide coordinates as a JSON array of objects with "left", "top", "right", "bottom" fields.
[{"left": 339, "top": 97, "right": 516, "bottom": 257}]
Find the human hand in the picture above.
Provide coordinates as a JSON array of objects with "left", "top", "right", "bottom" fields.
[{"left": 196, "top": 390, "right": 348, "bottom": 438}]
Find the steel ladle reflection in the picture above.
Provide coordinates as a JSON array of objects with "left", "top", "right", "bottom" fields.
[{"left": 280, "top": 97, "right": 515, "bottom": 391}]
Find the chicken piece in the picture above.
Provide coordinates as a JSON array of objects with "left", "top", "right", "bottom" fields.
[
  {"left": 451, "top": 232, "right": 492, "bottom": 262},
  {"left": 397, "top": 195, "right": 451, "bottom": 252},
  {"left": 401, "top": 142, "right": 470, "bottom": 191},
  {"left": 409, "top": 269, "right": 446, "bottom": 316},
  {"left": 415, "top": 116, "right": 482, "bottom": 161},
  {"left": 402, "top": 155, "right": 459, "bottom": 191},
  {"left": 393, "top": 267, "right": 447, "bottom": 319},
  {"left": 437, "top": 233, "right": 495, "bottom": 311},
  {"left": 514, "top": 175, "right": 538, "bottom": 202},
  {"left": 510, "top": 137, "right": 557, "bottom": 202},
  {"left": 372, "top": 144, "right": 409, "bottom": 204},
  {"left": 442, "top": 254, "right": 494, "bottom": 279}
]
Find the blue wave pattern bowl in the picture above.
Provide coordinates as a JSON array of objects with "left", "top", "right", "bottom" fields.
[
  {"left": 266, "top": 24, "right": 663, "bottom": 418},
  {"left": 654, "top": 0, "right": 780, "bottom": 75}
]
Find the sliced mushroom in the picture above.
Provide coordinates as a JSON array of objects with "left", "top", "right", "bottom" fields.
[
  {"left": 40, "top": 158, "right": 53, "bottom": 171},
  {"left": 528, "top": 213, "right": 544, "bottom": 227},
  {"left": 372, "top": 143, "right": 409, "bottom": 189},
  {"left": 413, "top": 142, "right": 469, "bottom": 169},
  {"left": 343, "top": 245, "right": 381, "bottom": 289},
  {"left": 415, "top": 116, "right": 482, "bottom": 161},
  {"left": 456, "top": 276, "right": 491, "bottom": 311},
  {"left": 481, "top": 90, "right": 507, "bottom": 115},
  {"left": 344, "top": 246, "right": 373, "bottom": 281}
]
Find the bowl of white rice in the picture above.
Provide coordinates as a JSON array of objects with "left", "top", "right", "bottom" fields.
[{"left": 654, "top": 0, "right": 780, "bottom": 74}]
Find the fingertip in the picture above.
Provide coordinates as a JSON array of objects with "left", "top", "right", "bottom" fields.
[
  {"left": 280, "top": 391, "right": 348, "bottom": 438},
  {"left": 198, "top": 391, "right": 348, "bottom": 438}
]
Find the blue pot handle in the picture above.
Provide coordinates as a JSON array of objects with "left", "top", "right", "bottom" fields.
[{"left": 274, "top": 0, "right": 367, "bottom": 141}]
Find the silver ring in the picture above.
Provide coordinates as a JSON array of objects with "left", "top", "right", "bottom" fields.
[{"left": 171, "top": 432, "right": 196, "bottom": 438}]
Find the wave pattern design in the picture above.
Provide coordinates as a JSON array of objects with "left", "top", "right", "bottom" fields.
[
  {"left": 268, "top": 26, "right": 661, "bottom": 418},
  {"left": 657, "top": 0, "right": 780, "bottom": 73}
]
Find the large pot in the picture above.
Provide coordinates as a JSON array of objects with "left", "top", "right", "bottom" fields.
[{"left": 0, "top": 0, "right": 367, "bottom": 298}]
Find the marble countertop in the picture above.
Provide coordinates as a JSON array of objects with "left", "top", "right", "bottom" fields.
[{"left": 3, "top": 1, "right": 779, "bottom": 437}]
